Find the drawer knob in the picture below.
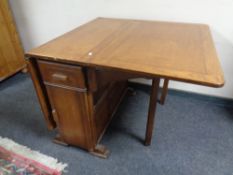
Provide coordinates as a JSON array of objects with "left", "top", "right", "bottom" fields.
[{"left": 52, "top": 73, "right": 68, "bottom": 81}]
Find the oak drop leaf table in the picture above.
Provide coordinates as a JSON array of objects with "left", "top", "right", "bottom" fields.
[{"left": 26, "top": 18, "right": 224, "bottom": 158}]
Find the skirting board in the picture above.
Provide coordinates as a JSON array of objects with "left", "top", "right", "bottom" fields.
[{"left": 128, "top": 82, "right": 233, "bottom": 108}]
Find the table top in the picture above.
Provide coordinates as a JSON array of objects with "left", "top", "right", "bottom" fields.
[{"left": 26, "top": 18, "right": 224, "bottom": 87}]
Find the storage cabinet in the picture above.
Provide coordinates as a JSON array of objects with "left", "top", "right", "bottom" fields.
[
  {"left": 0, "top": 0, "right": 26, "bottom": 81},
  {"left": 94, "top": 81, "right": 127, "bottom": 141},
  {"left": 32, "top": 59, "right": 128, "bottom": 156}
]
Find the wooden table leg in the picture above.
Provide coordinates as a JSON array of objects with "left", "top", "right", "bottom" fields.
[
  {"left": 90, "top": 144, "right": 110, "bottom": 159},
  {"left": 159, "top": 79, "right": 169, "bottom": 105},
  {"left": 145, "top": 78, "right": 160, "bottom": 146}
]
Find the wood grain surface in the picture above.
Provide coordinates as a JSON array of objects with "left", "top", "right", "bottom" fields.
[
  {"left": 0, "top": 0, "right": 25, "bottom": 80},
  {"left": 26, "top": 18, "right": 224, "bottom": 87}
]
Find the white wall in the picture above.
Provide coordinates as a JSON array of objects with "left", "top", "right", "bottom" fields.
[{"left": 9, "top": 0, "right": 233, "bottom": 99}]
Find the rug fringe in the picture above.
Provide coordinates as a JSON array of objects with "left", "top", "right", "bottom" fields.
[{"left": 0, "top": 136, "right": 67, "bottom": 172}]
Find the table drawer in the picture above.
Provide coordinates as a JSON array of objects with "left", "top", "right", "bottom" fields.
[{"left": 37, "top": 60, "right": 86, "bottom": 89}]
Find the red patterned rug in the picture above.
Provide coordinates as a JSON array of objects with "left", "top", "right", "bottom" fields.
[{"left": 0, "top": 137, "right": 67, "bottom": 175}]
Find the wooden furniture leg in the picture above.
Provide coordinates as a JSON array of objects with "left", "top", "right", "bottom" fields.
[
  {"left": 159, "top": 79, "right": 169, "bottom": 105},
  {"left": 21, "top": 66, "right": 28, "bottom": 73},
  {"left": 90, "top": 144, "right": 110, "bottom": 159},
  {"left": 53, "top": 135, "right": 69, "bottom": 146},
  {"left": 145, "top": 78, "right": 160, "bottom": 146}
]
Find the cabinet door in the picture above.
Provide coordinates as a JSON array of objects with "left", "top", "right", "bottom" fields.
[
  {"left": 46, "top": 86, "right": 91, "bottom": 150},
  {"left": 0, "top": 0, "right": 25, "bottom": 81}
]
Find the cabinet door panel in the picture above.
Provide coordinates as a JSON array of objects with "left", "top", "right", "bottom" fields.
[{"left": 46, "top": 86, "right": 89, "bottom": 149}]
